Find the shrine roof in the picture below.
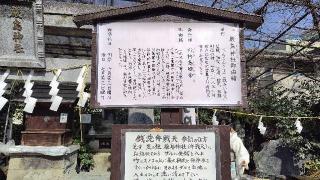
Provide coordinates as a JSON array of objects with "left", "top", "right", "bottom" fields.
[{"left": 73, "top": 0, "right": 263, "bottom": 30}]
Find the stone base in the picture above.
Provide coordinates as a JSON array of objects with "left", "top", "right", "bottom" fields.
[
  {"left": 6, "top": 149, "right": 111, "bottom": 180},
  {"left": 253, "top": 140, "right": 300, "bottom": 177},
  {"left": 66, "top": 152, "right": 111, "bottom": 180},
  {"left": 7, "top": 146, "right": 78, "bottom": 180}
]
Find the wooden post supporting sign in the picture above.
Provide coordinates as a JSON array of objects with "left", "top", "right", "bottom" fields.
[{"left": 160, "top": 108, "right": 183, "bottom": 125}]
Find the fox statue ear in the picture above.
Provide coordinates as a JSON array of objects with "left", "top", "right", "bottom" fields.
[
  {"left": 212, "top": 109, "right": 219, "bottom": 125},
  {"left": 295, "top": 118, "right": 303, "bottom": 134},
  {"left": 258, "top": 116, "right": 266, "bottom": 135}
]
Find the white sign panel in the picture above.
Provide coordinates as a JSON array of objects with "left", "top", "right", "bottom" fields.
[
  {"left": 60, "top": 113, "right": 68, "bottom": 123},
  {"left": 124, "top": 131, "right": 216, "bottom": 180},
  {"left": 97, "top": 22, "right": 242, "bottom": 107},
  {"left": 80, "top": 114, "right": 92, "bottom": 124}
]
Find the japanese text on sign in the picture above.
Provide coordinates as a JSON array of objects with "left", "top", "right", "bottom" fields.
[
  {"left": 97, "top": 22, "right": 242, "bottom": 107},
  {"left": 11, "top": 7, "right": 24, "bottom": 53},
  {"left": 0, "top": 2, "right": 45, "bottom": 68},
  {"left": 124, "top": 131, "right": 217, "bottom": 180}
]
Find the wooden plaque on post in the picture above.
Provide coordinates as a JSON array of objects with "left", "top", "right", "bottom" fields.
[
  {"left": 111, "top": 125, "right": 231, "bottom": 180},
  {"left": 73, "top": 0, "right": 263, "bottom": 109},
  {"left": 73, "top": 2, "right": 263, "bottom": 180}
]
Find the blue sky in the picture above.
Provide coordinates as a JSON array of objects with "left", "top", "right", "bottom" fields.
[{"left": 93, "top": 0, "right": 316, "bottom": 49}]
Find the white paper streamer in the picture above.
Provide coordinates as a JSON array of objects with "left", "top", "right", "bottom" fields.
[
  {"left": 77, "top": 92, "right": 90, "bottom": 107},
  {"left": 23, "top": 92, "right": 34, "bottom": 104},
  {"left": 258, "top": 116, "right": 266, "bottom": 135},
  {"left": 22, "top": 83, "right": 33, "bottom": 98},
  {"left": 0, "top": 89, "right": 5, "bottom": 97},
  {"left": 76, "top": 78, "right": 84, "bottom": 93},
  {"left": 24, "top": 70, "right": 34, "bottom": 86},
  {"left": 212, "top": 109, "right": 219, "bottom": 125},
  {"left": 295, "top": 118, "right": 303, "bottom": 133},
  {"left": 49, "top": 77, "right": 59, "bottom": 88},
  {"left": 0, "top": 96, "right": 8, "bottom": 111},
  {"left": 0, "top": 69, "right": 10, "bottom": 111},
  {"left": 76, "top": 66, "right": 86, "bottom": 84},
  {"left": 24, "top": 81, "right": 34, "bottom": 90},
  {"left": 22, "top": 70, "right": 34, "bottom": 99},
  {"left": 49, "top": 69, "right": 62, "bottom": 111},
  {"left": 0, "top": 69, "right": 10, "bottom": 82},
  {"left": 23, "top": 71, "right": 37, "bottom": 113},
  {"left": 50, "top": 96, "right": 63, "bottom": 111},
  {"left": 49, "top": 87, "right": 59, "bottom": 96},
  {"left": 0, "top": 81, "right": 7, "bottom": 90},
  {"left": 0, "top": 82, "right": 7, "bottom": 97},
  {"left": 23, "top": 97, "right": 37, "bottom": 114},
  {"left": 76, "top": 66, "right": 90, "bottom": 107}
]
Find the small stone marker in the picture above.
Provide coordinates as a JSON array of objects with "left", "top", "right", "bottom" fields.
[{"left": 128, "top": 108, "right": 154, "bottom": 124}]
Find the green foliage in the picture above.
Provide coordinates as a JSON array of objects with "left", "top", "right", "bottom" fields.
[
  {"left": 154, "top": 108, "right": 161, "bottom": 124},
  {"left": 198, "top": 108, "right": 213, "bottom": 125},
  {"left": 2, "top": 101, "right": 24, "bottom": 144},
  {"left": 73, "top": 138, "right": 95, "bottom": 171},
  {"left": 249, "top": 78, "right": 320, "bottom": 170},
  {"left": 72, "top": 90, "right": 96, "bottom": 172},
  {"left": 10, "top": 103, "right": 24, "bottom": 125},
  {"left": 304, "top": 159, "right": 320, "bottom": 176},
  {"left": 198, "top": 77, "right": 320, "bottom": 174}
]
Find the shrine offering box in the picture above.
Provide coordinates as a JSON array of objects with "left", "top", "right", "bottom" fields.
[{"left": 21, "top": 103, "right": 73, "bottom": 146}]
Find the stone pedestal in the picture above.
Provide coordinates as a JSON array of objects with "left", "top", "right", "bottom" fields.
[
  {"left": 253, "top": 140, "right": 300, "bottom": 176},
  {"left": 6, "top": 145, "right": 79, "bottom": 180},
  {"left": 64, "top": 152, "right": 111, "bottom": 180},
  {"left": 128, "top": 108, "right": 154, "bottom": 124}
]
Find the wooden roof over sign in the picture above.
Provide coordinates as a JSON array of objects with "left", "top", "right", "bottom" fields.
[{"left": 73, "top": 0, "right": 263, "bottom": 30}]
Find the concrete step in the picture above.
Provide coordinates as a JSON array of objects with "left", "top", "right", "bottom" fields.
[{"left": 67, "top": 172, "right": 110, "bottom": 180}]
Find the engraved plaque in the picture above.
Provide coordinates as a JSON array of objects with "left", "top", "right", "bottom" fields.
[{"left": 0, "top": 0, "right": 45, "bottom": 68}]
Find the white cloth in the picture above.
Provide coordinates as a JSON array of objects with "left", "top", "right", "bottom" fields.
[{"left": 230, "top": 132, "right": 250, "bottom": 174}]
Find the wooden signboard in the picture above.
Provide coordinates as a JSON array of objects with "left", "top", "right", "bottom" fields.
[
  {"left": 73, "top": 2, "right": 263, "bottom": 180},
  {"left": 93, "top": 22, "right": 244, "bottom": 108},
  {"left": 73, "top": 0, "right": 263, "bottom": 109},
  {"left": 72, "top": 0, "right": 264, "bottom": 109},
  {"left": 111, "top": 125, "right": 231, "bottom": 180},
  {"left": 0, "top": 0, "right": 45, "bottom": 68}
]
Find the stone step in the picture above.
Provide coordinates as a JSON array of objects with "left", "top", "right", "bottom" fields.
[{"left": 67, "top": 172, "right": 110, "bottom": 180}]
